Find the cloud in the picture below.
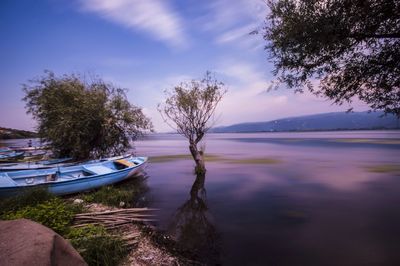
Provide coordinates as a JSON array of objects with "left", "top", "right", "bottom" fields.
[
  {"left": 203, "top": 0, "right": 266, "bottom": 30},
  {"left": 78, "top": 0, "right": 187, "bottom": 48},
  {"left": 200, "top": 0, "right": 267, "bottom": 49},
  {"left": 215, "top": 23, "right": 263, "bottom": 50},
  {"left": 214, "top": 60, "right": 369, "bottom": 127}
]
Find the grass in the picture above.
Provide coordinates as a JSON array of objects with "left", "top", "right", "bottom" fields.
[
  {"left": 76, "top": 234, "right": 129, "bottom": 266},
  {"left": 0, "top": 187, "right": 130, "bottom": 266},
  {"left": 2, "top": 198, "right": 76, "bottom": 234},
  {"left": 66, "top": 225, "right": 129, "bottom": 266},
  {"left": 0, "top": 187, "right": 55, "bottom": 215},
  {"left": 80, "top": 175, "right": 149, "bottom": 208},
  {"left": 365, "top": 164, "right": 400, "bottom": 174}
]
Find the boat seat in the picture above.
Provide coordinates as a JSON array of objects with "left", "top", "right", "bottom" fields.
[
  {"left": 83, "top": 165, "right": 113, "bottom": 175},
  {"left": 115, "top": 159, "right": 135, "bottom": 167}
]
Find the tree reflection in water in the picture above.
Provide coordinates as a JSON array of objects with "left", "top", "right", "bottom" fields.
[{"left": 168, "top": 170, "right": 221, "bottom": 265}]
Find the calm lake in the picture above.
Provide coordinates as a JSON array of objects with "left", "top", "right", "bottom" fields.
[
  {"left": 135, "top": 131, "right": 400, "bottom": 265},
  {"left": 2, "top": 131, "right": 400, "bottom": 265}
]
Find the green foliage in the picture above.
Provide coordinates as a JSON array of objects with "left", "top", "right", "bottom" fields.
[
  {"left": 1, "top": 190, "right": 130, "bottom": 265},
  {"left": 264, "top": 0, "right": 400, "bottom": 116},
  {"left": 158, "top": 72, "right": 226, "bottom": 143},
  {"left": 67, "top": 225, "right": 128, "bottom": 266},
  {"left": 82, "top": 176, "right": 149, "bottom": 207},
  {"left": 365, "top": 164, "right": 400, "bottom": 174},
  {"left": 2, "top": 198, "right": 75, "bottom": 234},
  {"left": 0, "top": 187, "right": 55, "bottom": 216},
  {"left": 76, "top": 234, "right": 129, "bottom": 266},
  {"left": 158, "top": 72, "right": 226, "bottom": 172},
  {"left": 82, "top": 186, "right": 131, "bottom": 207},
  {"left": 22, "top": 71, "right": 153, "bottom": 159},
  {"left": 66, "top": 225, "right": 107, "bottom": 246}
]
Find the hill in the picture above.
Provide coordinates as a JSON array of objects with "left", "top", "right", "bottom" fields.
[
  {"left": 211, "top": 112, "right": 400, "bottom": 133},
  {"left": 0, "top": 127, "right": 38, "bottom": 139}
]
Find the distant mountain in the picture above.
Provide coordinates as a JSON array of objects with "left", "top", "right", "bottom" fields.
[
  {"left": 211, "top": 112, "right": 400, "bottom": 133},
  {"left": 0, "top": 127, "right": 37, "bottom": 139}
]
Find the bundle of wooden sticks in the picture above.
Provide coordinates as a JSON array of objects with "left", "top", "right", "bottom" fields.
[{"left": 73, "top": 208, "right": 157, "bottom": 230}]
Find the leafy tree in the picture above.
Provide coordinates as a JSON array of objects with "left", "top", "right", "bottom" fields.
[
  {"left": 263, "top": 0, "right": 400, "bottom": 116},
  {"left": 23, "top": 71, "right": 153, "bottom": 159},
  {"left": 158, "top": 72, "right": 226, "bottom": 173}
]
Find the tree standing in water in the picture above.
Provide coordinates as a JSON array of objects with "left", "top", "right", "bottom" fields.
[{"left": 158, "top": 72, "right": 226, "bottom": 173}]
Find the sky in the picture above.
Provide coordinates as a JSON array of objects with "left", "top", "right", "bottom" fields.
[{"left": 0, "top": 0, "right": 368, "bottom": 132}]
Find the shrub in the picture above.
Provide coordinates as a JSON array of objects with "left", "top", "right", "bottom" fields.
[
  {"left": 82, "top": 235, "right": 128, "bottom": 266},
  {"left": 0, "top": 187, "right": 54, "bottom": 215},
  {"left": 66, "top": 225, "right": 107, "bottom": 247},
  {"left": 23, "top": 71, "right": 153, "bottom": 159},
  {"left": 67, "top": 225, "right": 128, "bottom": 266},
  {"left": 2, "top": 198, "right": 75, "bottom": 234}
]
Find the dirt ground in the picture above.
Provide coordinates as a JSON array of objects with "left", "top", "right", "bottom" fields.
[{"left": 84, "top": 203, "right": 184, "bottom": 266}]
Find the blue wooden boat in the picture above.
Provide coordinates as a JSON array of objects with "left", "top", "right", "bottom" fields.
[
  {"left": 0, "top": 156, "right": 147, "bottom": 197},
  {"left": 0, "top": 154, "right": 130, "bottom": 171},
  {"left": 11, "top": 146, "right": 49, "bottom": 152},
  {"left": 0, "top": 151, "right": 25, "bottom": 162},
  {"left": 0, "top": 157, "right": 74, "bottom": 171}
]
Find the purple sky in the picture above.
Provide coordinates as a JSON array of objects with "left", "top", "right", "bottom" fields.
[{"left": 0, "top": 0, "right": 368, "bottom": 132}]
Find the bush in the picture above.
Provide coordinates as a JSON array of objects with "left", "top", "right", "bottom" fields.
[
  {"left": 23, "top": 71, "right": 153, "bottom": 159},
  {"left": 0, "top": 187, "right": 54, "bottom": 216},
  {"left": 66, "top": 225, "right": 107, "bottom": 247},
  {"left": 2, "top": 198, "right": 75, "bottom": 234},
  {"left": 67, "top": 225, "right": 128, "bottom": 266},
  {"left": 1, "top": 191, "right": 130, "bottom": 265},
  {"left": 82, "top": 235, "right": 128, "bottom": 266}
]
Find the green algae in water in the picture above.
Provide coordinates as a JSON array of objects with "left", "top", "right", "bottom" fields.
[
  {"left": 365, "top": 164, "right": 400, "bottom": 174},
  {"left": 149, "top": 154, "right": 282, "bottom": 165}
]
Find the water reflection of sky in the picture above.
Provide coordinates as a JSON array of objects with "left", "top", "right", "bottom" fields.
[
  {"left": 135, "top": 131, "right": 400, "bottom": 265},
  {"left": 3, "top": 131, "right": 399, "bottom": 265}
]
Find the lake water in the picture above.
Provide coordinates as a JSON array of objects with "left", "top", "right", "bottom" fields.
[
  {"left": 2, "top": 131, "right": 400, "bottom": 265},
  {"left": 134, "top": 131, "right": 400, "bottom": 265}
]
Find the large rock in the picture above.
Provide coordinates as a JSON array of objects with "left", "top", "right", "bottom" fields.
[{"left": 0, "top": 219, "right": 87, "bottom": 266}]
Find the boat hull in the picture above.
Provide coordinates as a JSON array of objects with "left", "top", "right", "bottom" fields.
[
  {"left": 0, "top": 152, "right": 25, "bottom": 162},
  {"left": 0, "top": 157, "right": 147, "bottom": 197}
]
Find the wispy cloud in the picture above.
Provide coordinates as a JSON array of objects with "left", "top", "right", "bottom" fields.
[
  {"left": 78, "top": 0, "right": 187, "bottom": 48},
  {"left": 200, "top": 0, "right": 267, "bottom": 49},
  {"left": 215, "top": 23, "right": 263, "bottom": 50},
  {"left": 214, "top": 59, "right": 368, "bottom": 126}
]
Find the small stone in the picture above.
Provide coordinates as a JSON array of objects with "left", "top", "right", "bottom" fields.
[
  {"left": 73, "top": 199, "right": 84, "bottom": 204},
  {"left": 119, "top": 201, "right": 125, "bottom": 207}
]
